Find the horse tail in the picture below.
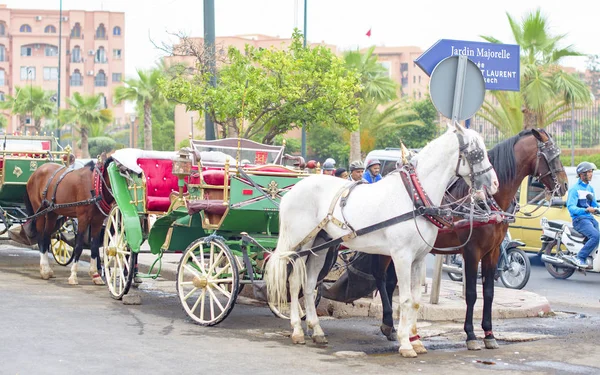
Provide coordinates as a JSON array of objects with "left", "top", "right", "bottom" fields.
[
  {"left": 23, "top": 190, "right": 37, "bottom": 238},
  {"left": 265, "top": 218, "right": 307, "bottom": 310}
]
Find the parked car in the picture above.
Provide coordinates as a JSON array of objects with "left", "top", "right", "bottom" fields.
[
  {"left": 509, "top": 167, "right": 600, "bottom": 253},
  {"left": 363, "top": 148, "right": 420, "bottom": 177}
]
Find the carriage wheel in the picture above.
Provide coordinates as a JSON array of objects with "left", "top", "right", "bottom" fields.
[
  {"left": 51, "top": 218, "right": 77, "bottom": 266},
  {"left": 176, "top": 238, "right": 239, "bottom": 326},
  {"left": 103, "top": 206, "right": 137, "bottom": 300},
  {"left": 268, "top": 285, "right": 322, "bottom": 320}
]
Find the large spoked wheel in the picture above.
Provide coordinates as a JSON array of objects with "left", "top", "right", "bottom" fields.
[
  {"left": 499, "top": 247, "right": 531, "bottom": 289},
  {"left": 268, "top": 285, "right": 322, "bottom": 320},
  {"left": 51, "top": 218, "right": 77, "bottom": 266},
  {"left": 545, "top": 241, "right": 575, "bottom": 280},
  {"left": 176, "top": 238, "right": 239, "bottom": 326},
  {"left": 103, "top": 206, "right": 137, "bottom": 300}
]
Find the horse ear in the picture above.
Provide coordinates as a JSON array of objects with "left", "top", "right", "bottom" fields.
[
  {"left": 454, "top": 122, "right": 466, "bottom": 134},
  {"left": 446, "top": 122, "right": 456, "bottom": 132},
  {"left": 531, "top": 128, "right": 545, "bottom": 142}
]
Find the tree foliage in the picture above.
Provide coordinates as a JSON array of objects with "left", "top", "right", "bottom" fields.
[
  {"left": 159, "top": 29, "right": 362, "bottom": 144},
  {"left": 88, "top": 136, "right": 117, "bottom": 158},
  {"left": 307, "top": 124, "right": 350, "bottom": 168},
  {"left": 0, "top": 86, "right": 55, "bottom": 133},
  {"left": 374, "top": 98, "right": 437, "bottom": 149}
]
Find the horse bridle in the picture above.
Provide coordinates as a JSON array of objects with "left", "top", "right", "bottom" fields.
[
  {"left": 532, "top": 135, "right": 564, "bottom": 195},
  {"left": 454, "top": 130, "right": 493, "bottom": 190}
]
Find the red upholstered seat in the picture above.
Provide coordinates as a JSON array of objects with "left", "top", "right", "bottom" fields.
[
  {"left": 202, "top": 169, "right": 228, "bottom": 186},
  {"left": 137, "top": 158, "right": 190, "bottom": 212},
  {"left": 249, "top": 165, "right": 293, "bottom": 173}
]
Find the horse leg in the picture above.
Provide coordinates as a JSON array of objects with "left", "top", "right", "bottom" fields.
[
  {"left": 463, "top": 248, "right": 481, "bottom": 350},
  {"left": 409, "top": 258, "right": 427, "bottom": 354},
  {"left": 68, "top": 219, "right": 88, "bottom": 285},
  {"left": 288, "top": 259, "right": 306, "bottom": 345},
  {"left": 392, "top": 256, "right": 417, "bottom": 358},
  {"left": 481, "top": 256, "right": 499, "bottom": 349},
  {"left": 38, "top": 218, "right": 54, "bottom": 279},
  {"left": 375, "top": 256, "right": 396, "bottom": 341},
  {"left": 305, "top": 253, "right": 328, "bottom": 345},
  {"left": 88, "top": 226, "right": 105, "bottom": 285}
]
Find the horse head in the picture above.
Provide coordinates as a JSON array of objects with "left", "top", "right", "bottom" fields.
[
  {"left": 451, "top": 122, "right": 499, "bottom": 197},
  {"left": 528, "top": 129, "right": 568, "bottom": 197}
]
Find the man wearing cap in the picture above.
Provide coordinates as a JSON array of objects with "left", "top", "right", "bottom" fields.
[
  {"left": 348, "top": 160, "right": 367, "bottom": 182},
  {"left": 322, "top": 160, "right": 336, "bottom": 176},
  {"left": 363, "top": 159, "right": 382, "bottom": 183}
]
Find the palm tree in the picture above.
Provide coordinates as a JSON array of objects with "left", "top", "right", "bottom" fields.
[
  {"left": 480, "top": 9, "right": 591, "bottom": 131},
  {"left": 60, "top": 93, "right": 113, "bottom": 158},
  {"left": 0, "top": 86, "right": 55, "bottom": 133},
  {"left": 114, "top": 68, "right": 167, "bottom": 150},
  {"left": 343, "top": 47, "right": 398, "bottom": 161}
]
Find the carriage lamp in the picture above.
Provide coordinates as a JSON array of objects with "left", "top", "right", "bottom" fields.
[{"left": 172, "top": 149, "right": 193, "bottom": 198}]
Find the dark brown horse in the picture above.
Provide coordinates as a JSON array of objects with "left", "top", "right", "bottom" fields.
[
  {"left": 24, "top": 157, "right": 113, "bottom": 285},
  {"left": 364, "top": 129, "right": 568, "bottom": 352}
]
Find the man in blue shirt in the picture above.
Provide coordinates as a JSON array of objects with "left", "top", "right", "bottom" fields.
[
  {"left": 566, "top": 162, "right": 599, "bottom": 268},
  {"left": 363, "top": 159, "right": 382, "bottom": 183}
]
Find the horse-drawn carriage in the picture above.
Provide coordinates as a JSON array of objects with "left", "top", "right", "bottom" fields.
[
  {"left": 103, "top": 138, "right": 314, "bottom": 325},
  {"left": 0, "top": 134, "right": 75, "bottom": 264}
]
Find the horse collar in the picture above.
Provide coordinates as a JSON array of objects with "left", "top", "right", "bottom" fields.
[{"left": 93, "top": 165, "right": 112, "bottom": 216}]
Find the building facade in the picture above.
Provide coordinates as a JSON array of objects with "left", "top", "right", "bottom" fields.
[{"left": 0, "top": 4, "right": 124, "bottom": 134}]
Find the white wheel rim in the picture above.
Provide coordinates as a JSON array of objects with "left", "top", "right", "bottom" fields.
[
  {"left": 177, "top": 240, "right": 237, "bottom": 324},
  {"left": 103, "top": 207, "right": 132, "bottom": 297}
]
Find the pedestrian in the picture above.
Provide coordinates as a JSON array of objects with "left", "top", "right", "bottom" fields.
[
  {"left": 363, "top": 159, "right": 382, "bottom": 183},
  {"left": 334, "top": 168, "right": 348, "bottom": 179},
  {"left": 348, "top": 160, "right": 367, "bottom": 182},
  {"left": 322, "top": 160, "right": 336, "bottom": 176}
]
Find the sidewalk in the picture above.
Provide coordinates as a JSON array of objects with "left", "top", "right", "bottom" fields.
[{"left": 136, "top": 251, "right": 552, "bottom": 322}]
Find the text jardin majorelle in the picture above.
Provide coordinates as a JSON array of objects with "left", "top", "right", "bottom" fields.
[{"left": 450, "top": 45, "right": 517, "bottom": 84}]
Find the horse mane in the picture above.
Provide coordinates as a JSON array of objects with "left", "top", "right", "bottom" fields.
[
  {"left": 451, "top": 130, "right": 533, "bottom": 197},
  {"left": 84, "top": 160, "right": 95, "bottom": 171}
]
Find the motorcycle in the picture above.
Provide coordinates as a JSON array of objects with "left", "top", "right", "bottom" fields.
[
  {"left": 442, "top": 231, "right": 531, "bottom": 289},
  {"left": 539, "top": 196, "right": 600, "bottom": 279}
]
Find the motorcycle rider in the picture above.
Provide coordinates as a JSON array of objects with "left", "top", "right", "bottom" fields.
[
  {"left": 363, "top": 159, "right": 382, "bottom": 183},
  {"left": 348, "top": 160, "right": 367, "bottom": 182},
  {"left": 566, "top": 161, "right": 599, "bottom": 268},
  {"left": 322, "top": 160, "right": 336, "bottom": 176}
]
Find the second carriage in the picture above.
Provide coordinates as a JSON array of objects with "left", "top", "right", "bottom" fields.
[{"left": 103, "top": 138, "right": 319, "bottom": 325}]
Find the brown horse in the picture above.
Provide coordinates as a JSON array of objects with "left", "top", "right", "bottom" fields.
[
  {"left": 24, "top": 157, "right": 114, "bottom": 285},
  {"left": 364, "top": 129, "right": 568, "bottom": 351}
]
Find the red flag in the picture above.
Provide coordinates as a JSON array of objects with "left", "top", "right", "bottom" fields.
[{"left": 366, "top": 28, "right": 372, "bottom": 38}]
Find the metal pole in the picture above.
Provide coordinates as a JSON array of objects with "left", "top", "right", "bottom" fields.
[
  {"left": 190, "top": 115, "right": 194, "bottom": 139},
  {"left": 571, "top": 98, "right": 575, "bottom": 166},
  {"left": 203, "top": 0, "right": 216, "bottom": 140},
  {"left": 301, "top": 0, "right": 307, "bottom": 158},
  {"left": 57, "top": 0, "right": 62, "bottom": 145}
]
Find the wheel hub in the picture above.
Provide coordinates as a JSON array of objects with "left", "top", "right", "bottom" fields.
[
  {"left": 193, "top": 276, "right": 208, "bottom": 288},
  {"left": 107, "top": 247, "right": 117, "bottom": 257}
]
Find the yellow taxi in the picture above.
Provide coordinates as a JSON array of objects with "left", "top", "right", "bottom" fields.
[{"left": 510, "top": 167, "right": 600, "bottom": 253}]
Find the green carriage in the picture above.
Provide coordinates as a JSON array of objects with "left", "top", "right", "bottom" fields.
[
  {"left": 0, "top": 134, "right": 75, "bottom": 264},
  {"left": 104, "top": 138, "right": 313, "bottom": 325}
]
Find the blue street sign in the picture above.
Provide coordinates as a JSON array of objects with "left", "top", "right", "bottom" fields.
[{"left": 415, "top": 39, "right": 520, "bottom": 91}]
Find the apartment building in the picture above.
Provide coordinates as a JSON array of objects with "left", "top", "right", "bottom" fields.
[{"left": 0, "top": 4, "right": 124, "bottom": 134}]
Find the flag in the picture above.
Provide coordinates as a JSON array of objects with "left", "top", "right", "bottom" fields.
[{"left": 366, "top": 28, "right": 372, "bottom": 38}]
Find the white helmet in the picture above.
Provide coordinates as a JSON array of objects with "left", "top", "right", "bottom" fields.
[{"left": 325, "top": 158, "right": 336, "bottom": 166}]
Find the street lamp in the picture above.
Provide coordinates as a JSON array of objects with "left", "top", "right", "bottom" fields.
[
  {"left": 27, "top": 66, "right": 33, "bottom": 133},
  {"left": 129, "top": 114, "right": 136, "bottom": 148}
]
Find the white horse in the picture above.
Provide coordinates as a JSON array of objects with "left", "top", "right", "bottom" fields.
[{"left": 265, "top": 123, "right": 499, "bottom": 357}]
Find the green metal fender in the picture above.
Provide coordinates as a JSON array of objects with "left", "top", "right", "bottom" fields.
[{"left": 107, "top": 162, "right": 143, "bottom": 253}]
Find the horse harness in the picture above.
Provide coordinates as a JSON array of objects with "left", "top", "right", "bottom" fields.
[{"left": 92, "top": 163, "right": 112, "bottom": 216}]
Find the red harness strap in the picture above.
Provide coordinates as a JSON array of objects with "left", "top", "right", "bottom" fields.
[
  {"left": 400, "top": 165, "right": 453, "bottom": 229},
  {"left": 93, "top": 166, "right": 112, "bottom": 215}
]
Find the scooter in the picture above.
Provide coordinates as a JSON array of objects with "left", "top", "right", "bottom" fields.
[{"left": 539, "top": 195, "right": 600, "bottom": 279}]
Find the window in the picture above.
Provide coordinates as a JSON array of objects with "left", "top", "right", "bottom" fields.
[
  {"left": 44, "top": 25, "right": 56, "bottom": 33},
  {"left": 113, "top": 49, "right": 122, "bottom": 59},
  {"left": 0, "top": 45, "right": 5, "bottom": 62},
  {"left": 112, "top": 73, "right": 122, "bottom": 82},
  {"left": 418, "top": 76, "right": 421, "bottom": 84},
  {"left": 72, "top": 46, "right": 81, "bottom": 62},
  {"left": 71, "top": 23, "right": 81, "bottom": 38},
  {"left": 21, "top": 46, "right": 32, "bottom": 56},
  {"left": 20, "top": 67, "right": 36, "bottom": 80},
  {"left": 0, "top": 70, "right": 5, "bottom": 86},
  {"left": 400, "top": 63, "right": 408, "bottom": 72},
  {"left": 95, "top": 23, "right": 106, "bottom": 39},
  {"left": 20, "top": 24, "right": 32, "bottom": 33},
  {"left": 0, "top": 23, "right": 5, "bottom": 36},
  {"left": 0, "top": 92, "right": 5, "bottom": 101},
  {"left": 379, "top": 61, "right": 392, "bottom": 78},
  {"left": 43, "top": 67, "right": 58, "bottom": 81},
  {"left": 95, "top": 47, "right": 107, "bottom": 63},
  {"left": 98, "top": 94, "right": 107, "bottom": 109},
  {"left": 113, "top": 26, "right": 121, "bottom": 36},
  {"left": 413, "top": 76, "right": 416, "bottom": 84},
  {"left": 70, "top": 70, "right": 82, "bottom": 86},
  {"left": 45, "top": 46, "right": 58, "bottom": 57},
  {"left": 95, "top": 70, "right": 107, "bottom": 86}
]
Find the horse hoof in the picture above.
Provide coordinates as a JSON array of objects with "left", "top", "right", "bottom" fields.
[
  {"left": 291, "top": 334, "right": 306, "bottom": 345},
  {"left": 484, "top": 338, "right": 499, "bottom": 349},
  {"left": 466, "top": 340, "right": 482, "bottom": 350},
  {"left": 399, "top": 348, "right": 418, "bottom": 358},
  {"left": 91, "top": 274, "right": 105, "bottom": 285},
  {"left": 312, "top": 335, "right": 328, "bottom": 345},
  {"left": 40, "top": 272, "right": 52, "bottom": 280},
  {"left": 68, "top": 277, "right": 78, "bottom": 285},
  {"left": 412, "top": 342, "right": 428, "bottom": 354},
  {"left": 380, "top": 324, "right": 397, "bottom": 341}
]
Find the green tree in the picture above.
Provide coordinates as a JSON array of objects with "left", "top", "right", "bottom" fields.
[
  {"left": 0, "top": 86, "right": 55, "bottom": 133},
  {"left": 160, "top": 29, "right": 361, "bottom": 144},
  {"left": 343, "top": 47, "right": 398, "bottom": 161},
  {"left": 60, "top": 93, "right": 113, "bottom": 158},
  {"left": 115, "top": 67, "right": 167, "bottom": 150},
  {"left": 480, "top": 9, "right": 591, "bottom": 132},
  {"left": 88, "top": 136, "right": 117, "bottom": 158},
  {"left": 307, "top": 123, "right": 350, "bottom": 168},
  {"left": 375, "top": 98, "right": 437, "bottom": 149}
]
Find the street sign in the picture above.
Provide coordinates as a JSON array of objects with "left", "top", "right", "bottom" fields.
[
  {"left": 429, "top": 55, "right": 485, "bottom": 122},
  {"left": 415, "top": 39, "right": 520, "bottom": 91}
]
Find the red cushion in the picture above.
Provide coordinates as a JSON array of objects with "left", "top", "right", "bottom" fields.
[
  {"left": 137, "top": 158, "right": 184, "bottom": 211},
  {"left": 202, "top": 169, "right": 227, "bottom": 185},
  {"left": 250, "top": 166, "right": 292, "bottom": 173},
  {"left": 146, "top": 196, "right": 171, "bottom": 212}
]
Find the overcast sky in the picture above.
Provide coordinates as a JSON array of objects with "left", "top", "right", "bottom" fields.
[{"left": 8, "top": 0, "right": 597, "bottom": 78}]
